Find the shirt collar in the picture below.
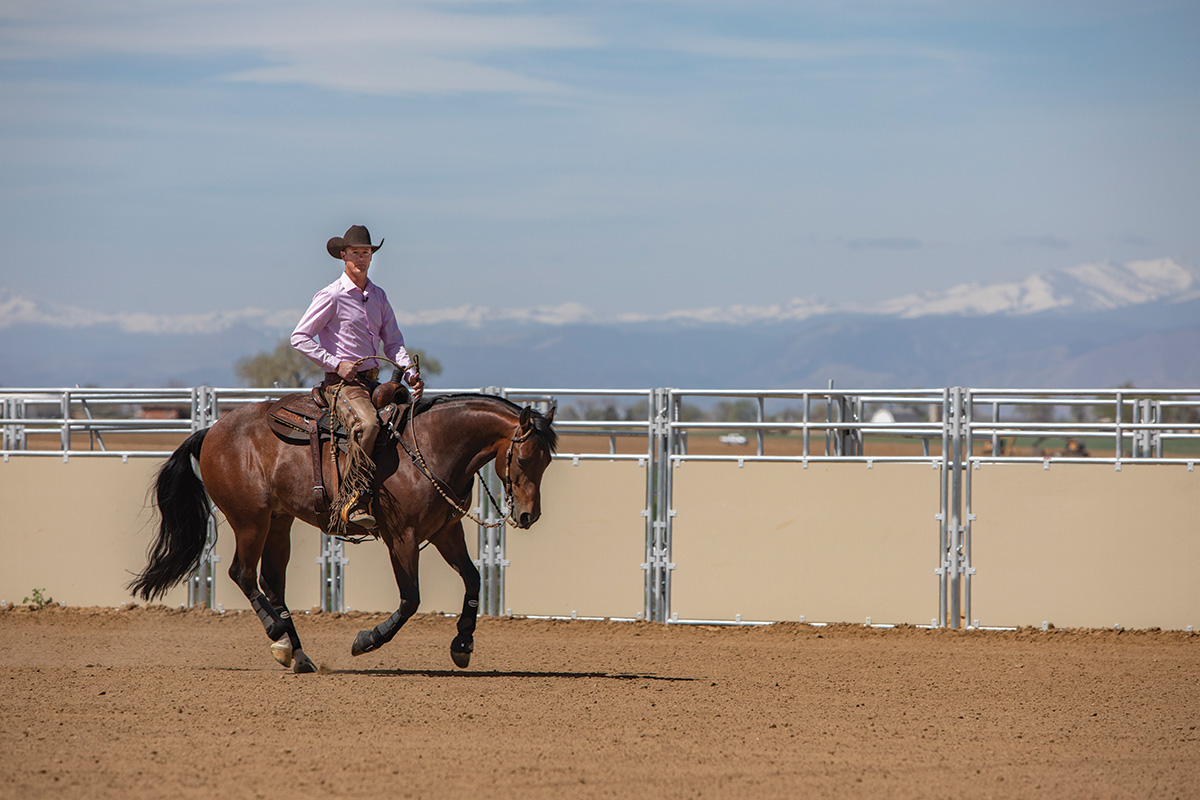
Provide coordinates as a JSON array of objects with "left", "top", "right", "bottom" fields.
[{"left": 337, "top": 272, "right": 374, "bottom": 297}]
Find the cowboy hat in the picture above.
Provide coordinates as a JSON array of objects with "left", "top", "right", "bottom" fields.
[{"left": 327, "top": 225, "right": 384, "bottom": 259}]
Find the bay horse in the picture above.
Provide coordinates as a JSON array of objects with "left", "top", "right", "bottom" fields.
[{"left": 128, "top": 393, "right": 556, "bottom": 673}]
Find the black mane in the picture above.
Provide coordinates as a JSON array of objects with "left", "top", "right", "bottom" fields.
[{"left": 413, "top": 393, "right": 557, "bottom": 454}]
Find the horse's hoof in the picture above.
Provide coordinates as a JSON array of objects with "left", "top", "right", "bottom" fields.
[
  {"left": 351, "top": 630, "right": 378, "bottom": 657},
  {"left": 450, "top": 635, "right": 473, "bottom": 669},
  {"left": 292, "top": 649, "right": 318, "bottom": 674},
  {"left": 270, "top": 636, "right": 294, "bottom": 668}
]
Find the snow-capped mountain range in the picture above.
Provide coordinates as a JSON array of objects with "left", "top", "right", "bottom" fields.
[
  {"left": 3, "top": 258, "right": 1194, "bottom": 335},
  {"left": 2, "top": 258, "right": 1197, "bottom": 389},
  {"left": 874, "top": 258, "right": 1198, "bottom": 318}
]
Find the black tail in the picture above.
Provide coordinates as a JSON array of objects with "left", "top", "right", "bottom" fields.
[{"left": 128, "top": 429, "right": 213, "bottom": 601}]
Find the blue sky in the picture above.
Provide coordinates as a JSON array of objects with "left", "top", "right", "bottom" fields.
[{"left": 2, "top": 0, "right": 1197, "bottom": 318}]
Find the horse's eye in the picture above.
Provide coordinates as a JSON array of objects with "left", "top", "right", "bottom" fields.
[{"left": 517, "top": 457, "right": 530, "bottom": 469}]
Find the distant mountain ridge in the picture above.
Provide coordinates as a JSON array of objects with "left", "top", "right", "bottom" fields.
[
  {"left": 3, "top": 258, "right": 1193, "bottom": 333},
  {"left": 2, "top": 258, "right": 1197, "bottom": 390},
  {"left": 874, "top": 258, "right": 1197, "bottom": 318}
]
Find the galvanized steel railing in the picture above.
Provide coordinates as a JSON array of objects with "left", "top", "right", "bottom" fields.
[{"left": 4, "top": 385, "right": 1197, "bottom": 627}]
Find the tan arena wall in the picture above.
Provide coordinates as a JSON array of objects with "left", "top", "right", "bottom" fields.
[
  {"left": 969, "top": 463, "right": 1200, "bottom": 630},
  {"left": 2, "top": 457, "right": 1197, "bottom": 630},
  {"left": 669, "top": 461, "right": 941, "bottom": 625},
  {"left": 0, "top": 458, "right": 191, "bottom": 609},
  {"left": 341, "top": 529, "right": 479, "bottom": 615},
  {"left": 503, "top": 459, "right": 649, "bottom": 619},
  {"left": 0, "top": 457, "right": 467, "bottom": 613},
  {"left": 342, "top": 459, "right": 652, "bottom": 616}
]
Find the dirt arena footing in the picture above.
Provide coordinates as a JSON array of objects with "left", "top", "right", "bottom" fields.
[{"left": 1, "top": 605, "right": 1197, "bottom": 799}]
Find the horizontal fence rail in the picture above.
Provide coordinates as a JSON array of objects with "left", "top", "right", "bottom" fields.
[{"left": 2, "top": 385, "right": 1197, "bottom": 630}]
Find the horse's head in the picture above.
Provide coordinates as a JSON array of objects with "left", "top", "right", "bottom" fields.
[{"left": 505, "top": 405, "right": 557, "bottom": 529}]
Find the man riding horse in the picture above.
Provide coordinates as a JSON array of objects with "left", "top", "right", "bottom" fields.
[{"left": 291, "top": 224, "right": 425, "bottom": 530}]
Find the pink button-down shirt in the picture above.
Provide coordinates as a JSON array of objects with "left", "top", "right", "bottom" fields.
[{"left": 291, "top": 272, "right": 415, "bottom": 377}]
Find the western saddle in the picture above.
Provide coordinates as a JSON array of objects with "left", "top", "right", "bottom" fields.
[{"left": 265, "top": 379, "right": 409, "bottom": 534}]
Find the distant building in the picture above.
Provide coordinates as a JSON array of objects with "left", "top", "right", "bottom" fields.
[{"left": 137, "top": 405, "right": 188, "bottom": 420}]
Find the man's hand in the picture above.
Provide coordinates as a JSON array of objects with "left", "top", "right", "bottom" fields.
[
  {"left": 406, "top": 372, "right": 425, "bottom": 401},
  {"left": 336, "top": 361, "right": 359, "bottom": 382}
]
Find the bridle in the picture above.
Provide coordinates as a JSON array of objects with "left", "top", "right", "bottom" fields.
[
  {"left": 333, "top": 354, "right": 542, "bottom": 533},
  {"left": 399, "top": 402, "right": 537, "bottom": 530}
]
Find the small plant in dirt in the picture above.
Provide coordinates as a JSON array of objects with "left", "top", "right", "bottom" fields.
[{"left": 23, "top": 588, "right": 53, "bottom": 610}]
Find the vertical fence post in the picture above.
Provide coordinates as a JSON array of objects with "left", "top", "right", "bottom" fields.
[
  {"left": 474, "top": 387, "right": 507, "bottom": 616},
  {"left": 642, "top": 390, "right": 662, "bottom": 621},
  {"left": 60, "top": 389, "right": 71, "bottom": 453},
  {"left": 475, "top": 460, "right": 506, "bottom": 616},
  {"left": 1152, "top": 399, "right": 1163, "bottom": 458},
  {"left": 1139, "top": 398, "right": 1157, "bottom": 458},
  {"left": 643, "top": 388, "right": 674, "bottom": 623},
  {"left": 187, "top": 386, "right": 220, "bottom": 609},
  {"left": 801, "top": 391, "right": 811, "bottom": 461},
  {"left": 947, "top": 387, "right": 965, "bottom": 629},
  {"left": 825, "top": 381, "right": 836, "bottom": 456},
  {"left": 1, "top": 396, "right": 20, "bottom": 450},
  {"left": 1115, "top": 390, "right": 1124, "bottom": 467},
  {"left": 755, "top": 395, "right": 765, "bottom": 456},
  {"left": 937, "top": 388, "right": 950, "bottom": 627},
  {"left": 963, "top": 389, "right": 976, "bottom": 628},
  {"left": 319, "top": 536, "right": 347, "bottom": 613}
]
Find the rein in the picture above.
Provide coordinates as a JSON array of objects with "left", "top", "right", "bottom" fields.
[
  {"left": 338, "top": 355, "right": 531, "bottom": 529},
  {"left": 400, "top": 401, "right": 531, "bottom": 529}
]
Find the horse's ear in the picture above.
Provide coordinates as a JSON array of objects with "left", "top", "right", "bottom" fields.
[
  {"left": 545, "top": 405, "right": 555, "bottom": 424},
  {"left": 519, "top": 405, "right": 534, "bottom": 429}
]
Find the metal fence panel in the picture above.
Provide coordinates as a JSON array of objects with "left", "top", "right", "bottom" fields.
[
  {"left": 669, "top": 461, "right": 941, "bottom": 625},
  {"left": 0, "top": 457, "right": 188, "bottom": 609},
  {"left": 502, "top": 459, "right": 649, "bottom": 620},
  {"left": 3, "top": 385, "right": 1198, "bottom": 630},
  {"left": 340, "top": 532, "right": 480, "bottom": 615},
  {"left": 969, "top": 463, "right": 1200, "bottom": 630}
]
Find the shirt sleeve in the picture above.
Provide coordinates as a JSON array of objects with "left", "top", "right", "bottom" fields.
[
  {"left": 377, "top": 290, "right": 417, "bottom": 380},
  {"left": 291, "top": 289, "right": 340, "bottom": 372}
]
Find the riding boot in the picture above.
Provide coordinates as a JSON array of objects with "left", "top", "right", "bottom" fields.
[
  {"left": 337, "top": 391, "right": 381, "bottom": 531},
  {"left": 347, "top": 488, "right": 377, "bottom": 530}
]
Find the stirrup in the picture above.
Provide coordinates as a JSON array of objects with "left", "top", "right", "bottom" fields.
[{"left": 345, "top": 497, "right": 377, "bottom": 530}]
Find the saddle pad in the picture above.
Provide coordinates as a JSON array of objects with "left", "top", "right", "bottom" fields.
[
  {"left": 267, "top": 393, "right": 404, "bottom": 448},
  {"left": 267, "top": 394, "right": 330, "bottom": 445}
]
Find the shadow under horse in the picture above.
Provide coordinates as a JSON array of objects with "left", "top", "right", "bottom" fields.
[{"left": 129, "top": 393, "right": 557, "bottom": 673}]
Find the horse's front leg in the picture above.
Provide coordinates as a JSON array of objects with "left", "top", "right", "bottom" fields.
[
  {"left": 351, "top": 530, "right": 421, "bottom": 657},
  {"left": 431, "top": 520, "right": 481, "bottom": 668}
]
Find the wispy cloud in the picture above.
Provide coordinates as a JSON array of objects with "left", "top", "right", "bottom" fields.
[
  {"left": 1, "top": 1, "right": 1195, "bottom": 320},
  {"left": 0, "top": 0, "right": 599, "bottom": 96},
  {"left": 228, "top": 53, "right": 568, "bottom": 96}
]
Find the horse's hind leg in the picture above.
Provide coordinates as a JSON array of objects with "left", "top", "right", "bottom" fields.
[
  {"left": 227, "top": 512, "right": 317, "bottom": 674},
  {"left": 351, "top": 532, "right": 420, "bottom": 657},
  {"left": 431, "top": 521, "right": 481, "bottom": 669},
  {"left": 258, "top": 515, "right": 317, "bottom": 674}
]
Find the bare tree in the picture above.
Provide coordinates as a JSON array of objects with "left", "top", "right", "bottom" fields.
[
  {"left": 235, "top": 340, "right": 441, "bottom": 388},
  {"left": 236, "top": 340, "right": 321, "bottom": 387},
  {"left": 713, "top": 399, "right": 758, "bottom": 423}
]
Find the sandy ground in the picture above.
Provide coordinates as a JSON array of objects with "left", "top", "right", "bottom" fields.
[{"left": 1, "top": 606, "right": 1197, "bottom": 800}]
